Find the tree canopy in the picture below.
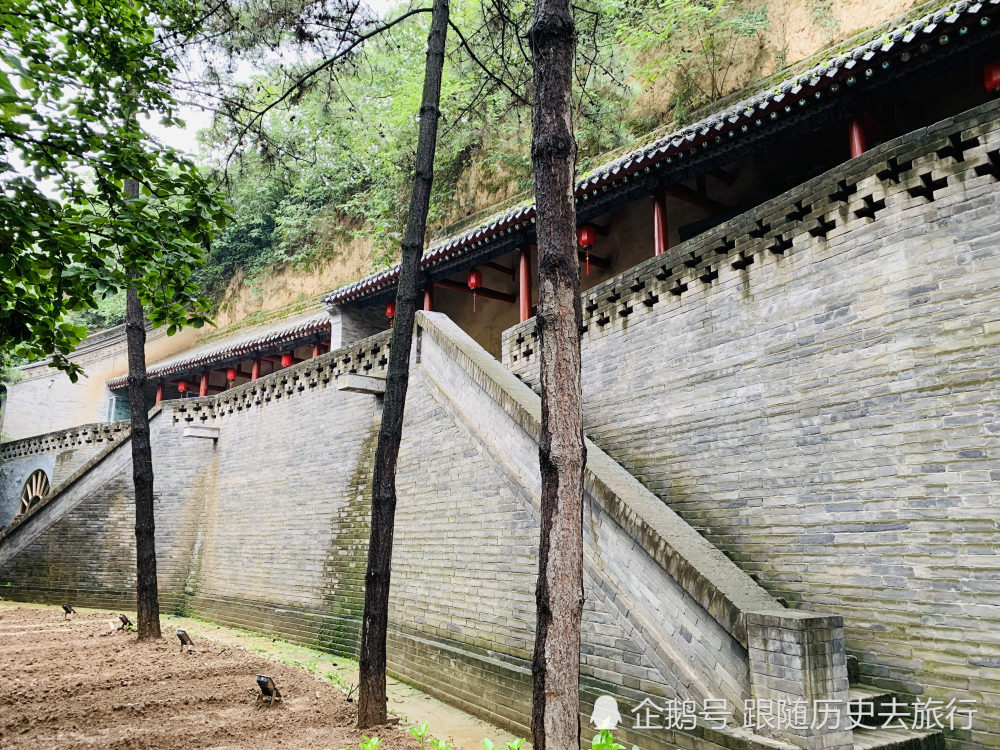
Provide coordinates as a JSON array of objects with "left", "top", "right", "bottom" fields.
[
  {"left": 0, "top": 0, "right": 228, "bottom": 377},
  {"left": 188, "top": 0, "right": 778, "bottom": 299},
  {"left": 1, "top": 0, "right": 786, "bottom": 360}
]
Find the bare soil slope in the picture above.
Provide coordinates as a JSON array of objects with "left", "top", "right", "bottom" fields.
[{"left": 0, "top": 604, "right": 416, "bottom": 750}]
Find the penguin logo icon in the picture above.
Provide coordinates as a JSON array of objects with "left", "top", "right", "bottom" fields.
[{"left": 591, "top": 695, "right": 622, "bottom": 730}]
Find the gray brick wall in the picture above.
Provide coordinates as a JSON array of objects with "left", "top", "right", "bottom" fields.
[
  {"left": 0, "top": 318, "right": 793, "bottom": 750},
  {"left": 0, "top": 454, "right": 55, "bottom": 529},
  {"left": 328, "top": 302, "right": 390, "bottom": 348},
  {"left": 504, "top": 99, "right": 1000, "bottom": 750},
  {"left": 3, "top": 100, "right": 998, "bottom": 750},
  {"left": 407, "top": 313, "right": 818, "bottom": 750},
  {"left": 0, "top": 423, "right": 129, "bottom": 527}
]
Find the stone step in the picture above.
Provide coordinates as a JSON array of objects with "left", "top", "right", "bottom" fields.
[
  {"left": 852, "top": 727, "right": 945, "bottom": 750},
  {"left": 848, "top": 685, "right": 900, "bottom": 723}
]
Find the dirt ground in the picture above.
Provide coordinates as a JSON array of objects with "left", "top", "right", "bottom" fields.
[
  {"left": 163, "top": 614, "right": 525, "bottom": 750},
  {"left": 0, "top": 604, "right": 419, "bottom": 750}
]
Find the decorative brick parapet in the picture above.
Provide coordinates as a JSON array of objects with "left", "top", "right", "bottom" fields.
[
  {"left": 503, "top": 97, "right": 1000, "bottom": 384},
  {"left": 746, "top": 611, "right": 853, "bottom": 750},
  {"left": 167, "top": 329, "right": 392, "bottom": 426},
  {"left": 0, "top": 421, "right": 133, "bottom": 528},
  {"left": 0, "top": 329, "right": 392, "bottom": 540},
  {"left": 0, "top": 422, "right": 129, "bottom": 461}
]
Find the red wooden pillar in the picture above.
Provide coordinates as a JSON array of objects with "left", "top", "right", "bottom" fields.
[
  {"left": 155, "top": 383, "right": 164, "bottom": 404},
  {"left": 312, "top": 342, "right": 322, "bottom": 358},
  {"left": 653, "top": 192, "right": 669, "bottom": 256},
  {"left": 423, "top": 283, "right": 434, "bottom": 312},
  {"left": 199, "top": 372, "right": 209, "bottom": 397},
  {"left": 849, "top": 117, "right": 867, "bottom": 158},
  {"left": 251, "top": 358, "right": 261, "bottom": 381},
  {"left": 519, "top": 245, "right": 533, "bottom": 323}
]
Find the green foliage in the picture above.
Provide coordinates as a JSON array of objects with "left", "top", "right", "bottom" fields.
[
  {"left": 194, "top": 175, "right": 287, "bottom": 295},
  {"left": 0, "top": 351, "right": 18, "bottom": 443},
  {"left": 65, "top": 290, "right": 128, "bottom": 332},
  {"left": 324, "top": 739, "right": 381, "bottom": 750},
  {"left": 409, "top": 721, "right": 431, "bottom": 750},
  {"left": 408, "top": 720, "right": 454, "bottom": 750},
  {"left": 482, "top": 738, "right": 525, "bottom": 750},
  {"left": 0, "top": 352, "right": 25, "bottom": 386},
  {"left": 591, "top": 729, "right": 626, "bottom": 750},
  {"left": 408, "top": 721, "right": 520, "bottom": 750},
  {"left": 203, "top": 0, "right": 633, "bottom": 285},
  {"left": 324, "top": 669, "right": 350, "bottom": 691},
  {"left": 610, "top": 0, "right": 770, "bottom": 116},
  {"left": 205, "top": 18, "right": 481, "bottom": 274},
  {"left": 0, "top": 0, "right": 229, "bottom": 377},
  {"left": 201, "top": 0, "right": 780, "bottom": 294},
  {"left": 806, "top": 0, "right": 840, "bottom": 33}
]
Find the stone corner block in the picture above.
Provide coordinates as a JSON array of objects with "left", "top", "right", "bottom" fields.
[
  {"left": 336, "top": 374, "right": 387, "bottom": 395},
  {"left": 182, "top": 425, "right": 220, "bottom": 440}
]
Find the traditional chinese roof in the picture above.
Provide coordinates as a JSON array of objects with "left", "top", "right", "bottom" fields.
[
  {"left": 105, "top": 311, "right": 330, "bottom": 389},
  {"left": 324, "top": 0, "right": 999, "bottom": 307}
]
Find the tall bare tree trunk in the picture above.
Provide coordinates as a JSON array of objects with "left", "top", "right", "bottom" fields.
[
  {"left": 528, "top": 0, "right": 585, "bottom": 748},
  {"left": 357, "top": 0, "right": 449, "bottom": 728},
  {"left": 125, "top": 177, "right": 161, "bottom": 641}
]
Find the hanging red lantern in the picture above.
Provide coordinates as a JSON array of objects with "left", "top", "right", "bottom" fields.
[
  {"left": 386, "top": 300, "right": 396, "bottom": 328},
  {"left": 226, "top": 367, "right": 237, "bottom": 381},
  {"left": 176, "top": 381, "right": 188, "bottom": 393},
  {"left": 986, "top": 61, "right": 1000, "bottom": 94},
  {"left": 578, "top": 225, "right": 597, "bottom": 275},
  {"left": 280, "top": 353, "right": 293, "bottom": 368},
  {"left": 468, "top": 269, "right": 483, "bottom": 312}
]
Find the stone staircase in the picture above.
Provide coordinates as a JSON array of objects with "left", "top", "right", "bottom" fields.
[{"left": 848, "top": 658, "right": 945, "bottom": 750}]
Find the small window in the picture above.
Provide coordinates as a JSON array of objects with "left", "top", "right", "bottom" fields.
[
  {"left": 19, "top": 469, "right": 50, "bottom": 516},
  {"left": 107, "top": 395, "right": 131, "bottom": 422}
]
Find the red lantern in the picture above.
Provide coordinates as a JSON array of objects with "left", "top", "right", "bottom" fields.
[
  {"left": 280, "top": 353, "right": 292, "bottom": 368},
  {"left": 386, "top": 300, "right": 396, "bottom": 328},
  {"left": 226, "top": 367, "right": 237, "bottom": 381},
  {"left": 177, "top": 381, "right": 188, "bottom": 393},
  {"left": 986, "top": 61, "right": 1000, "bottom": 94},
  {"left": 468, "top": 269, "right": 483, "bottom": 312},
  {"left": 578, "top": 225, "right": 597, "bottom": 275}
]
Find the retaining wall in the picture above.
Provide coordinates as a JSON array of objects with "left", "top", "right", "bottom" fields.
[
  {"left": 504, "top": 99, "right": 1000, "bottom": 750},
  {"left": 0, "top": 423, "right": 129, "bottom": 527},
  {"left": 0, "top": 317, "right": 816, "bottom": 750}
]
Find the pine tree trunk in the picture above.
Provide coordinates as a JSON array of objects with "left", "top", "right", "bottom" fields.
[
  {"left": 356, "top": 0, "right": 449, "bottom": 728},
  {"left": 528, "top": 0, "right": 585, "bottom": 747},
  {"left": 125, "top": 178, "right": 161, "bottom": 641}
]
